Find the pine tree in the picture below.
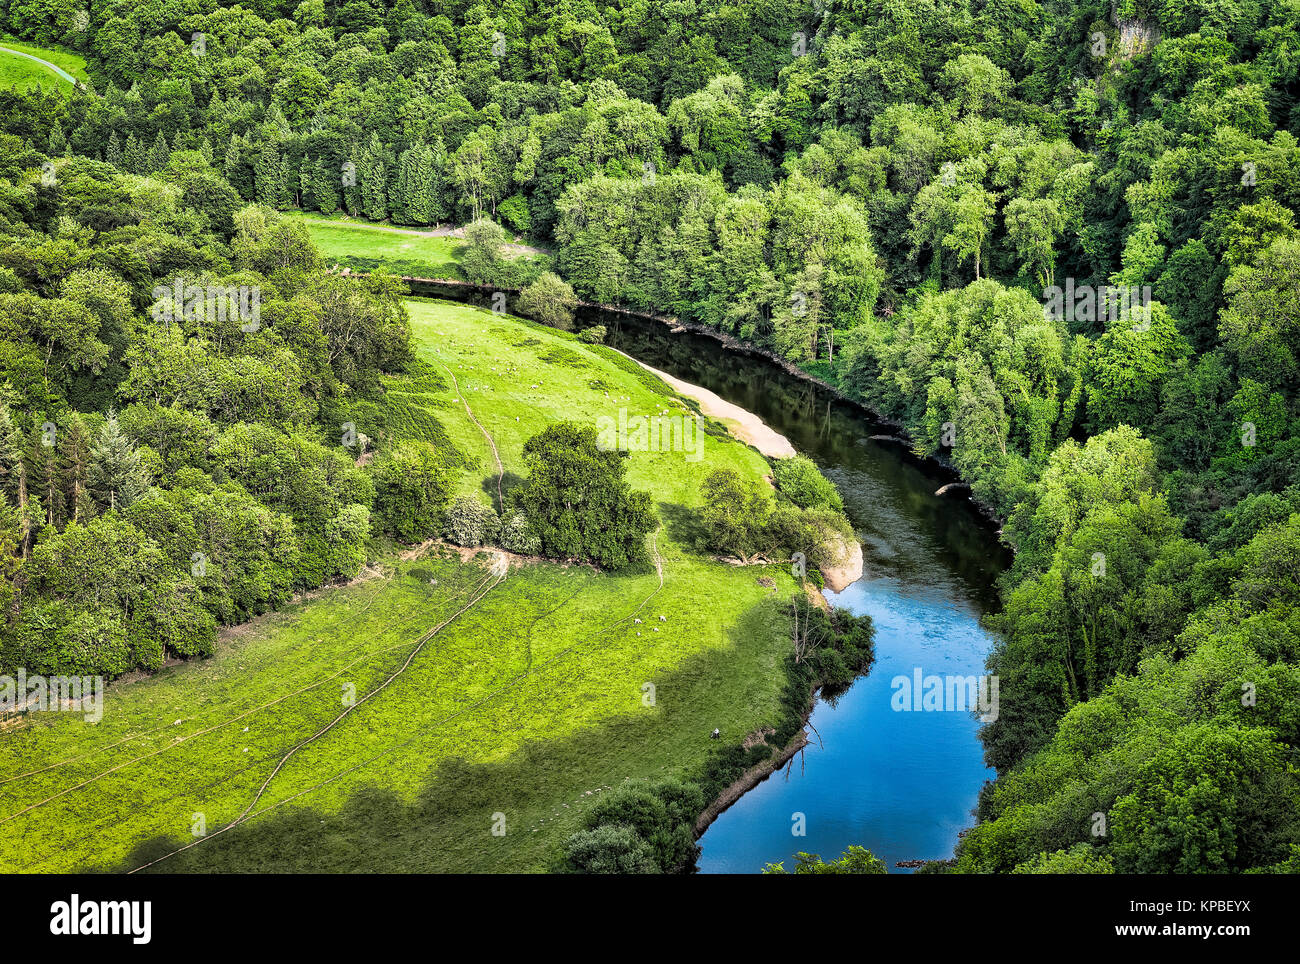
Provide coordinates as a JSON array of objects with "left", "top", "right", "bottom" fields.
[
  {"left": 59, "top": 414, "right": 93, "bottom": 525},
  {"left": 393, "top": 144, "right": 415, "bottom": 224},
  {"left": 47, "top": 118, "right": 67, "bottom": 156},
  {"left": 0, "top": 404, "right": 33, "bottom": 557},
  {"left": 88, "top": 412, "right": 150, "bottom": 512},
  {"left": 200, "top": 137, "right": 214, "bottom": 164},
  {"left": 255, "top": 141, "right": 289, "bottom": 209},
  {"left": 105, "top": 131, "right": 123, "bottom": 168},
  {"left": 0, "top": 404, "right": 24, "bottom": 509},
  {"left": 311, "top": 155, "right": 338, "bottom": 214},
  {"left": 146, "top": 130, "right": 170, "bottom": 172},
  {"left": 360, "top": 133, "right": 387, "bottom": 222},
  {"left": 343, "top": 148, "right": 362, "bottom": 216},
  {"left": 298, "top": 154, "right": 312, "bottom": 209},
  {"left": 410, "top": 142, "right": 438, "bottom": 225},
  {"left": 224, "top": 134, "right": 247, "bottom": 194},
  {"left": 123, "top": 132, "right": 146, "bottom": 174},
  {"left": 26, "top": 417, "right": 65, "bottom": 530},
  {"left": 429, "top": 137, "right": 450, "bottom": 225}
]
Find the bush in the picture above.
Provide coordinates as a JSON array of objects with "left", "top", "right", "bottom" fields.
[
  {"left": 444, "top": 496, "right": 499, "bottom": 547},
  {"left": 565, "top": 778, "right": 705, "bottom": 874},
  {"left": 578, "top": 325, "right": 606, "bottom": 343},
  {"left": 517, "top": 271, "right": 579, "bottom": 330},
  {"left": 762, "top": 845, "right": 888, "bottom": 874},
  {"left": 772, "top": 455, "right": 844, "bottom": 512},
  {"left": 563, "top": 824, "right": 660, "bottom": 874},
  {"left": 497, "top": 510, "right": 541, "bottom": 554}
]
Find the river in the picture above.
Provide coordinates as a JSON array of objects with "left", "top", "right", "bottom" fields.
[
  {"left": 599, "top": 312, "right": 1008, "bottom": 875},
  {"left": 408, "top": 284, "right": 1009, "bottom": 874}
]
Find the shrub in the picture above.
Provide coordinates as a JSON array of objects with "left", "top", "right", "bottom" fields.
[
  {"left": 772, "top": 455, "right": 844, "bottom": 512},
  {"left": 563, "top": 824, "right": 660, "bottom": 874},
  {"left": 517, "top": 271, "right": 578, "bottom": 330},
  {"left": 565, "top": 778, "right": 705, "bottom": 874},
  {"left": 762, "top": 845, "right": 888, "bottom": 874},
  {"left": 444, "top": 496, "right": 499, "bottom": 547},
  {"left": 497, "top": 510, "right": 541, "bottom": 554},
  {"left": 578, "top": 325, "right": 606, "bottom": 343}
]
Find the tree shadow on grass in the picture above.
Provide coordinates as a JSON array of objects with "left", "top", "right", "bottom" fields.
[
  {"left": 656, "top": 501, "right": 707, "bottom": 549},
  {"left": 100, "top": 598, "right": 797, "bottom": 874},
  {"left": 482, "top": 471, "right": 525, "bottom": 507}
]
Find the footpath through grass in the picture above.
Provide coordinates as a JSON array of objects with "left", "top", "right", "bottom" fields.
[
  {"left": 0, "top": 38, "right": 88, "bottom": 91},
  {"left": 0, "top": 299, "right": 798, "bottom": 872}
]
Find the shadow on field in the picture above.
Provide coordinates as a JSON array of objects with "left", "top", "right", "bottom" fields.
[
  {"left": 482, "top": 470, "right": 525, "bottom": 504},
  {"left": 657, "top": 501, "right": 709, "bottom": 548},
  {"left": 100, "top": 596, "right": 792, "bottom": 874}
]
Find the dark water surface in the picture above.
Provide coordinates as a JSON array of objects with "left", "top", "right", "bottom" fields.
[{"left": 412, "top": 288, "right": 1008, "bottom": 874}]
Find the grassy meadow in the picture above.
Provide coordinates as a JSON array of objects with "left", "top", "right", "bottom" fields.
[
  {"left": 0, "top": 299, "right": 798, "bottom": 872},
  {"left": 289, "top": 213, "right": 466, "bottom": 279},
  {"left": 0, "top": 38, "right": 87, "bottom": 91}
]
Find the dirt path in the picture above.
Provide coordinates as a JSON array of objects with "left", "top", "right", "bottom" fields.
[
  {"left": 610, "top": 350, "right": 796, "bottom": 459},
  {"left": 441, "top": 362, "right": 505, "bottom": 513},
  {"left": 127, "top": 558, "right": 509, "bottom": 873},
  {"left": 0, "top": 45, "right": 79, "bottom": 86}
]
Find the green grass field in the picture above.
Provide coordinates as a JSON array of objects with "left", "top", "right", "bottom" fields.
[
  {"left": 0, "top": 299, "right": 798, "bottom": 872},
  {"left": 0, "top": 38, "right": 87, "bottom": 92},
  {"left": 289, "top": 213, "right": 467, "bottom": 279}
]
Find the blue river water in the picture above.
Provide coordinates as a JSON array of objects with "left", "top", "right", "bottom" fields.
[{"left": 697, "top": 567, "right": 998, "bottom": 873}]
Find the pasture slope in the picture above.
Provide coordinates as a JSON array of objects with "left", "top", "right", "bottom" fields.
[
  {"left": 0, "top": 299, "right": 798, "bottom": 873},
  {"left": 0, "top": 38, "right": 87, "bottom": 91}
]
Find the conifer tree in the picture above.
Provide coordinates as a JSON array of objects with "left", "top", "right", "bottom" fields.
[
  {"left": 47, "top": 118, "right": 67, "bottom": 156},
  {"left": 255, "top": 141, "right": 289, "bottom": 209},
  {"left": 26, "top": 417, "right": 65, "bottom": 530},
  {"left": 88, "top": 412, "right": 150, "bottom": 512},
  {"left": 105, "top": 131, "right": 123, "bottom": 168},
  {"left": 342, "top": 148, "right": 362, "bottom": 216},
  {"left": 311, "top": 156, "right": 338, "bottom": 214},
  {"left": 360, "top": 133, "right": 387, "bottom": 222},
  {"left": 123, "top": 132, "right": 146, "bottom": 173},
  {"left": 146, "top": 130, "right": 170, "bottom": 172},
  {"left": 59, "top": 414, "right": 93, "bottom": 525}
]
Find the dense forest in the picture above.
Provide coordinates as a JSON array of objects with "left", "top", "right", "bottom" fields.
[{"left": 2, "top": 0, "right": 1299, "bottom": 873}]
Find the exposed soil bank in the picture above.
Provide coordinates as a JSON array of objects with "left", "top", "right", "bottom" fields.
[{"left": 610, "top": 349, "right": 796, "bottom": 459}]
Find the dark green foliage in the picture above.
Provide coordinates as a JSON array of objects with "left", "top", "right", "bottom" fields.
[
  {"left": 564, "top": 779, "right": 704, "bottom": 874},
  {"left": 771, "top": 455, "right": 844, "bottom": 512},
  {"left": 511, "top": 422, "right": 656, "bottom": 571},
  {"left": 443, "top": 496, "right": 499, "bottom": 548},
  {"left": 371, "top": 441, "right": 453, "bottom": 542}
]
